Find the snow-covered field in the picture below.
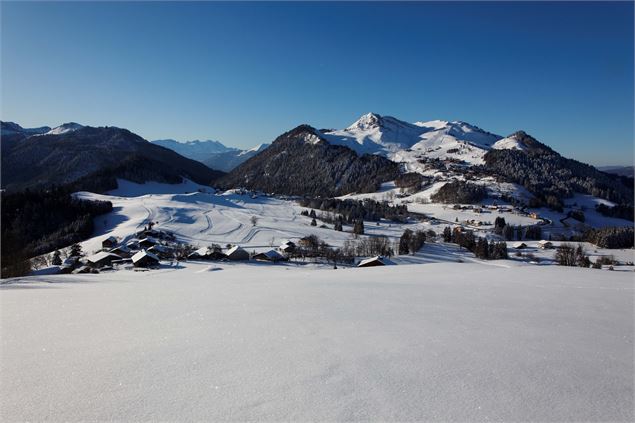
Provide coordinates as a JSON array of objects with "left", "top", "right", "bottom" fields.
[
  {"left": 73, "top": 180, "right": 428, "bottom": 257},
  {"left": 1, "top": 262, "right": 633, "bottom": 421}
]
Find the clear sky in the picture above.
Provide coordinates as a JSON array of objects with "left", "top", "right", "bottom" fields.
[{"left": 2, "top": 1, "right": 633, "bottom": 166}]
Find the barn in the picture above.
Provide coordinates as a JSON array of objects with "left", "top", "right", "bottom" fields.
[
  {"left": 138, "top": 237, "right": 158, "bottom": 249},
  {"left": 226, "top": 246, "right": 249, "bottom": 261},
  {"left": 538, "top": 240, "right": 554, "bottom": 249},
  {"left": 253, "top": 250, "right": 285, "bottom": 262},
  {"left": 109, "top": 246, "right": 132, "bottom": 258},
  {"left": 132, "top": 250, "right": 160, "bottom": 268},
  {"left": 279, "top": 241, "right": 296, "bottom": 254},
  {"left": 188, "top": 247, "right": 227, "bottom": 261},
  {"left": 101, "top": 236, "right": 118, "bottom": 250},
  {"left": 357, "top": 256, "right": 395, "bottom": 268},
  {"left": 87, "top": 252, "right": 122, "bottom": 268}
]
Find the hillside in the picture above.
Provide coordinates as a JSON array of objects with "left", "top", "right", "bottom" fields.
[
  {"left": 1, "top": 124, "right": 225, "bottom": 192},
  {"left": 217, "top": 125, "right": 400, "bottom": 196},
  {"left": 483, "top": 133, "right": 634, "bottom": 208}
]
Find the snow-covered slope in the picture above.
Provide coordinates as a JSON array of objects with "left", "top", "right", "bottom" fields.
[
  {"left": 43, "top": 122, "right": 84, "bottom": 135},
  {"left": 152, "top": 138, "right": 237, "bottom": 158},
  {"left": 152, "top": 139, "right": 269, "bottom": 172},
  {"left": 323, "top": 113, "right": 503, "bottom": 169},
  {"left": 2, "top": 263, "right": 632, "bottom": 421},
  {"left": 203, "top": 143, "right": 270, "bottom": 172}
]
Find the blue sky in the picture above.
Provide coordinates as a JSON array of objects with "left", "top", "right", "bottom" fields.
[{"left": 2, "top": 1, "right": 633, "bottom": 166}]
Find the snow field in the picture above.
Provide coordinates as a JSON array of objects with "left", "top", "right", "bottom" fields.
[{"left": 1, "top": 263, "right": 632, "bottom": 421}]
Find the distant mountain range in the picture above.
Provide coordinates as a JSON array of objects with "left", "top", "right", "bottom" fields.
[
  {"left": 1, "top": 121, "right": 224, "bottom": 192},
  {"left": 151, "top": 139, "right": 269, "bottom": 172},
  {"left": 218, "top": 113, "right": 633, "bottom": 206},
  {"left": 2, "top": 115, "right": 632, "bottom": 208},
  {"left": 598, "top": 165, "right": 634, "bottom": 177}
]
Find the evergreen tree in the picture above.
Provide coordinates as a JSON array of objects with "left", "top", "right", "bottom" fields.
[
  {"left": 310, "top": 218, "right": 317, "bottom": 226},
  {"left": 51, "top": 250, "right": 62, "bottom": 266},
  {"left": 69, "top": 243, "right": 83, "bottom": 257},
  {"left": 353, "top": 219, "right": 365, "bottom": 235},
  {"left": 443, "top": 226, "right": 452, "bottom": 242}
]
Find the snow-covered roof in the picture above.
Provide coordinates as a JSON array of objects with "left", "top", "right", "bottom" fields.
[
  {"left": 538, "top": 240, "right": 553, "bottom": 246},
  {"left": 87, "top": 251, "right": 121, "bottom": 264},
  {"left": 138, "top": 237, "right": 158, "bottom": 244},
  {"left": 103, "top": 236, "right": 117, "bottom": 243},
  {"left": 226, "top": 245, "right": 246, "bottom": 255},
  {"left": 110, "top": 245, "right": 131, "bottom": 253},
  {"left": 357, "top": 256, "right": 395, "bottom": 267},
  {"left": 132, "top": 250, "right": 159, "bottom": 264},
  {"left": 149, "top": 245, "right": 170, "bottom": 253},
  {"left": 191, "top": 247, "right": 209, "bottom": 256},
  {"left": 256, "top": 250, "right": 284, "bottom": 260},
  {"left": 513, "top": 242, "right": 527, "bottom": 249}
]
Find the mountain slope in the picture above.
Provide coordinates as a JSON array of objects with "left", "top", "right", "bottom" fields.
[
  {"left": 217, "top": 125, "right": 400, "bottom": 196},
  {"left": 323, "top": 113, "right": 502, "bottom": 171},
  {"left": 152, "top": 138, "right": 269, "bottom": 172},
  {"left": 151, "top": 138, "right": 236, "bottom": 158},
  {"left": 2, "top": 125, "right": 225, "bottom": 192},
  {"left": 202, "top": 143, "right": 269, "bottom": 172},
  {"left": 483, "top": 133, "right": 633, "bottom": 207}
]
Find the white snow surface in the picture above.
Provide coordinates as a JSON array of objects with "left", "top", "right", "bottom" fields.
[
  {"left": 1, "top": 263, "right": 632, "bottom": 421},
  {"left": 42, "top": 122, "right": 84, "bottom": 135}
]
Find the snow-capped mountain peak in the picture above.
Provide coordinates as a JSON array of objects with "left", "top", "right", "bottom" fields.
[
  {"left": 45, "top": 122, "right": 84, "bottom": 135},
  {"left": 346, "top": 112, "right": 382, "bottom": 130}
]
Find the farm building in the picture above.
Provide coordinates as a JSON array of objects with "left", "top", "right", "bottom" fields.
[
  {"left": 188, "top": 247, "right": 227, "bottom": 261},
  {"left": 357, "top": 256, "right": 395, "bottom": 268},
  {"left": 126, "top": 239, "right": 140, "bottom": 249},
  {"left": 72, "top": 265, "right": 93, "bottom": 274},
  {"left": 138, "top": 237, "right": 158, "bottom": 249},
  {"left": 253, "top": 250, "right": 285, "bottom": 262},
  {"left": 101, "top": 236, "right": 118, "bottom": 250},
  {"left": 538, "top": 240, "right": 554, "bottom": 249},
  {"left": 109, "top": 246, "right": 132, "bottom": 258},
  {"left": 513, "top": 242, "right": 527, "bottom": 249},
  {"left": 132, "top": 250, "right": 160, "bottom": 268},
  {"left": 226, "top": 246, "right": 249, "bottom": 261},
  {"left": 148, "top": 245, "right": 172, "bottom": 259},
  {"left": 279, "top": 241, "right": 296, "bottom": 254},
  {"left": 87, "top": 252, "right": 122, "bottom": 268}
]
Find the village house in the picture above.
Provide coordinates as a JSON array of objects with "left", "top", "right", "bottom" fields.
[
  {"left": 253, "top": 250, "right": 285, "bottom": 262},
  {"left": 538, "top": 240, "right": 554, "bottom": 249},
  {"left": 101, "top": 236, "right": 118, "bottom": 250},
  {"left": 109, "top": 246, "right": 132, "bottom": 258},
  {"left": 279, "top": 241, "right": 296, "bottom": 254},
  {"left": 87, "top": 251, "right": 122, "bottom": 268},
  {"left": 513, "top": 242, "right": 527, "bottom": 250},
  {"left": 132, "top": 250, "right": 160, "bottom": 268},
  {"left": 225, "top": 245, "right": 249, "bottom": 261},
  {"left": 138, "top": 237, "right": 158, "bottom": 249},
  {"left": 72, "top": 265, "right": 94, "bottom": 274},
  {"left": 188, "top": 247, "right": 227, "bottom": 261},
  {"left": 148, "top": 244, "right": 172, "bottom": 259},
  {"left": 357, "top": 256, "right": 395, "bottom": 268}
]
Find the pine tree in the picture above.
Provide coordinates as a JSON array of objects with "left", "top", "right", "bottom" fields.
[
  {"left": 69, "top": 243, "right": 83, "bottom": 257},
  {"left": 51, "top": 250, "right": 62, "bottom": 266},
  {"left": 310, "top": 218, "right": 317, "bottom": 226},
  {"left": 353, "top": 219, "right": 365, "bottom": 235}
]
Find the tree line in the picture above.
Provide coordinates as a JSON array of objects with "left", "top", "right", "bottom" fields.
[{"left": 1, "top": 187, "right": 113, "bottom": 278}]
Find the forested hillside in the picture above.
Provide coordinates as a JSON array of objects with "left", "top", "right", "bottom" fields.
[{"left": 217, "top": 125, "right": 401, "bottom": 196}]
